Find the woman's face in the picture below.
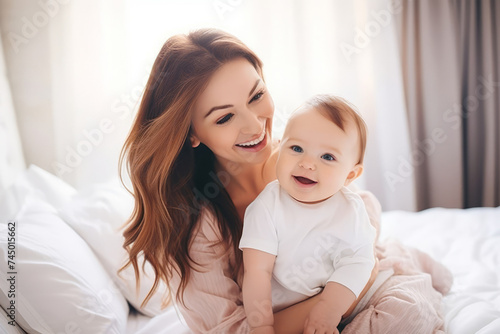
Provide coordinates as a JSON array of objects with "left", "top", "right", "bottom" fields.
[{"left": 191, "top": 58, "right": 274, "bottom": 168}]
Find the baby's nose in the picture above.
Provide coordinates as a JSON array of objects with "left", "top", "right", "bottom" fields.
[{"left": 298, "top": 157, "right": 316, "bottom": 170}]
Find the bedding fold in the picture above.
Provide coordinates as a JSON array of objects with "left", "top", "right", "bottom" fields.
[{"left": 341, "top": 240, "right": 453, "bottom": 333}]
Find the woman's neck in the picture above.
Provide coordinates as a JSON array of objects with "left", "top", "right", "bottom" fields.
[
  {"left": 215, "top": 159, "right": 267, "bottom": 197},
  {"left": 213, "top": 142, "right": 279, "bottom": 219}
]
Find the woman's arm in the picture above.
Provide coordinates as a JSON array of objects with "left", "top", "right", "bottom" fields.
[
  {"left": 273, "top": 294, "right": 320, "bottom": 334},
  {"left": 242, "top": 249, "right": 276, "bottom": 334}
]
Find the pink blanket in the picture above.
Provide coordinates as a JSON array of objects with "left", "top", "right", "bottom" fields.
[{"left": 341, "top": 240, "right": 453, "bottom": 333}]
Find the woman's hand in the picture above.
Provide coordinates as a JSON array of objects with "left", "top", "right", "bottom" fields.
[{"left": 303, "top": 299, "right": 341, "bottom": 334}]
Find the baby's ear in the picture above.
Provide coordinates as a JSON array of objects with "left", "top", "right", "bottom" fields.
[{"left": 344, "top": 164, "right": 363, "bottom": 186}]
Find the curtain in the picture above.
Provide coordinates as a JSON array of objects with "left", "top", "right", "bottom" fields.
[
  {"left": 395, "top": 0, "right": 500, "bottom": 210},
  {"left": 0, "top": 0, "right": 132, "bottom": 187},
  {"left": 455, "top": 0, "right": 500, "bottom": 208},
  {"left": 0, "top": 25, "right": 25, "bottom": 192}
]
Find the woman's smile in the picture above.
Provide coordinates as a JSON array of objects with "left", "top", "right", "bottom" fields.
[
  {"left": 235, "top": 122, "right": 268, "bottom": 152},
  {"left": 235, "top": 132, "right": 268, "bottom": 152},
  {"left": 236, "top": 124, "right": 266, "bottom": 147}
]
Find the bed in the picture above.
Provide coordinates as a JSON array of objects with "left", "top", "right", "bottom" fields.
[
  {"left": 1, "top": 167, "right": 499, "bottom": 334},
  {"left": 1, "top": 38, "right": 499, "bottom": 334}
]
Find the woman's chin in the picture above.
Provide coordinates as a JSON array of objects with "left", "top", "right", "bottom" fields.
[{"left": 242, "top": 148, "right": 271, "bottom": 165}]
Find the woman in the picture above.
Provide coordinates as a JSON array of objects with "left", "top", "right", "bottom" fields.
[{"left": 121, "top": 28, "right": 447, "bottom": 333}]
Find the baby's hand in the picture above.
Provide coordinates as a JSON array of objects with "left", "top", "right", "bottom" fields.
[
  {"left": 250, "top": 325, "right": 275, "bottom": 334},
  {"left": 303, "top": 300, "right": 341, "bottom": 334}
]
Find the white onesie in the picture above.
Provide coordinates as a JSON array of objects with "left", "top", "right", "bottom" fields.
[{"left": 239, "top": 180, "right": 376, "bottom": 311}]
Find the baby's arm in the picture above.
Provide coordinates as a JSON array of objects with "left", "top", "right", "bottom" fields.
[
  {"left": 242, "top": 248, "right": 277, "bottom": 334},
  {"left": 304, "top": 282, "right": 355, "bottom": 334}
]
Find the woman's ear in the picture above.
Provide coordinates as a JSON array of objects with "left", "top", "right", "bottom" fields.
[
  {"left": 344, "top": 164, "right": 363, "bottom": 186},
  {"left": 190, "top": 135, "right": 201, "bottom": 148}
]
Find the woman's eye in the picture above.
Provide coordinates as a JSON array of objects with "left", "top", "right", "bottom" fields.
[
  {"left": 216, "top": 113, "right": 234, "bottom": 125},
  {"left": 291, "top": 145, "right": 303, "bottom": 153},
  {"left": 321, "top": 153, "right": 336, "bottom": 161},
  {"left": 249, "top": 90, "right": 264, "bottom": 103}
]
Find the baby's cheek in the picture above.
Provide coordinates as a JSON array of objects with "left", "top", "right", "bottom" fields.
[
  {"left": 275, "top": 154, "right": 286, "bottom": 178},
  {"left": 276, "top": 156, "right": 296, "bottom": 193}
]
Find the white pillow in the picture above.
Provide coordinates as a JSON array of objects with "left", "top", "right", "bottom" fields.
[
  {"left": 0, "top": 165, "right": 76, "bottom": 224},
  {"left": 58, "top": 180, "right": 169, "bottom": 317},
  {"left": 0, "top": 307, "right": 27, "bottom": 333},
  {"left": 0, "top": 195, "right": 129, "bottom": 333}
]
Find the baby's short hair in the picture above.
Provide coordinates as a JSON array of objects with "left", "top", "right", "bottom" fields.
[{"left": 301, "top": 94, "right": 367, "bottom": 164}]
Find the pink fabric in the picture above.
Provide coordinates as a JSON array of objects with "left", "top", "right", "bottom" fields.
[
  {"left": 341, "top": 241, "right": 453, "bottom": 334},
  {"left": 168, "top": 192, "right": 452, "bottom": 334},
  {"left": 356, "top": 190, "right": 382, "bottom": 241},
  {"left": 168, "top": 210, "right": 251, "bottom": 334}
]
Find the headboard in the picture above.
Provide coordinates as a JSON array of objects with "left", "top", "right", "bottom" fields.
[{"left": 0, "top": 28, "right": 26, "bottom": 192}]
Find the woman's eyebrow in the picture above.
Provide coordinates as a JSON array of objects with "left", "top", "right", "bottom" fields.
[
  {"left": 204, "top": 79, "right": 262, "bottom": 118},
  {"left": 248, "top": 79, "right": 261, "bottom": 97},
  {"left": 205, "top": 104, "right": 233, "bottom": 118}
]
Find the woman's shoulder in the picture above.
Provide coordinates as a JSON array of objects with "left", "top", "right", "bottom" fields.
[
  {"left": 194, "top": 207, "right": 221, "bottom": 243},
  {"left": 336, "top": 187, "right": 370, "bottom": 216},
  {"left": 193, "top": 207, "right": 233, "bottom": 251},
  {"left": 186, "top": 208, "right": 233, "bottom": 270}
]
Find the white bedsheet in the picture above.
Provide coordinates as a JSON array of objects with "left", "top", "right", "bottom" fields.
[
  {"left": 125, "top": 207, "right": 500, "bottom": 334},
  {"left": 380, "top": 207, "right": 500, "bottom": 334}
]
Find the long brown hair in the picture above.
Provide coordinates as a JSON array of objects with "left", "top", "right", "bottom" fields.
[{"left": 119, "top": 28, "right": 264, "bottom": 307}]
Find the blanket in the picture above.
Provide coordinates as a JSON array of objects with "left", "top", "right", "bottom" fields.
[{"left": 341, "top": 240, "right": 453, "bottom": 333}]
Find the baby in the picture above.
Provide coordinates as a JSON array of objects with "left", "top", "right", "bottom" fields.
[{"left": 239, "top": 94, "right": 376, "bottom": 334}]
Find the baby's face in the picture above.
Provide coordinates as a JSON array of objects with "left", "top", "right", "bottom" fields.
[{"left": 276, "top": 107, "right": 362, "bottom": 203}]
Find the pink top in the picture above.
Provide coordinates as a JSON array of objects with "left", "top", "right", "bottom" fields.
[{"left": 169, "top": 210, "right": 251, "bottom": 334}]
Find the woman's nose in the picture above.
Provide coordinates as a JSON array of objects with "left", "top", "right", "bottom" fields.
[{"left": 240, "top": 109, "right": 263, "bottom": 134}]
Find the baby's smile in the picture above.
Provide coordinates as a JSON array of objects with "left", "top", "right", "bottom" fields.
[{"left": 293, "top": 175, "right": 318, "bottom": 186}]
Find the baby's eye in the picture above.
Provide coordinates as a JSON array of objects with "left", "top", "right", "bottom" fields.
[
  {"left": 321, "top": 153, "right": 336, "bottom": 161},
  {"left": 216, "top": 113, "right": 234, "bottom": 125},
  {"left": 291, "top": 145, "right": 303, "bottom": 153}
]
